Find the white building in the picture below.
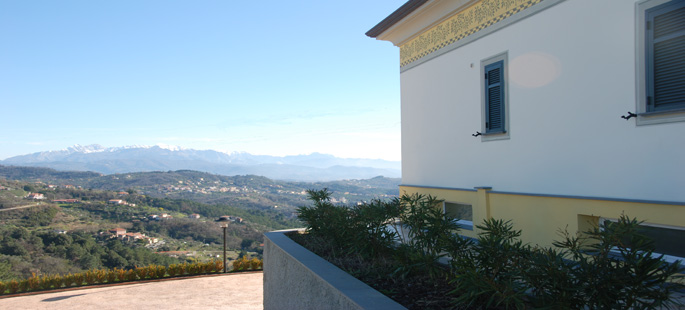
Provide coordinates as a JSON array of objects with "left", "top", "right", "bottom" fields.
[{"left": 368, "top": 0, "right": 684, "bottom": 256}]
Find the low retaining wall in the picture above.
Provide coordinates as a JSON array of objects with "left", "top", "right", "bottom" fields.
[{"left": 263, "top": 229, "right": 406, "bottom": 310}]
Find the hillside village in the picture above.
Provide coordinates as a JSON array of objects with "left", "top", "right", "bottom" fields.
[{"left": 0, "top": 166, "right": 399, "bottom": 281}]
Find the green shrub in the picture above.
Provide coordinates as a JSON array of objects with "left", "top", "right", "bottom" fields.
[
  {"left": 296, "top": 189, "right": 684, "bottom": 309},
  {"left": 449, "top": 219, "right": 530, "bottom": 309},
  {"left": 0, "top": 281, "right": 5, "bottom": 295},
  {"left": 297, "top": 189, "right": 353, "bottom": 249},
  {"left": 554, "top": 214, "right": 684, "bottom": 309},
  {"left": 393, "top": 193, "right": 464, "bottom": 279}
]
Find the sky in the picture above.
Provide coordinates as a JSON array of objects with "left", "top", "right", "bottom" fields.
[{"left": 0, "top": 0, "right": 405, "bottom": 161}]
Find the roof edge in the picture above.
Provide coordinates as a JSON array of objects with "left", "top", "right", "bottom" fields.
[{"left": 365, "top": 0, "right": 429, "bottom": 38}]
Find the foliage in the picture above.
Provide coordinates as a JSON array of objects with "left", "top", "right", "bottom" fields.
[
  {"left": 553, "top": 215, "right": 684, "bottom": 309},
  {"left": 297, "top": 189, "right": 400, "bottom": 258},
  {"left": 449, "top": 219, "right": 530, "bottom": 309},
  {"left": 0, "top": 260, "right": 228, "bottom": 295},
  {"left": 295, "top": 189, "right": 685, "bottom": 310},
  {"left": 392, "top": 193, "right": 467, "bottom": 280}
]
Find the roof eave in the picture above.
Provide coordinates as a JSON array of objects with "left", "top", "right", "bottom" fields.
[{"left": 365, "top": 0, "right": 429, "bottom": 38}]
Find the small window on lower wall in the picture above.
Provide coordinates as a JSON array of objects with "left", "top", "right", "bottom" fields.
[
  {"left": 444, "top": 202, "right": 473, "bottom": 231},
  {"left": 600, "top": 218, "right": 685, "bottom": 264}
]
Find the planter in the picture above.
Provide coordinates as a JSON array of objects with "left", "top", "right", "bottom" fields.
[{"left": 263, "top": 229, "right": 406, "bottom": 310}]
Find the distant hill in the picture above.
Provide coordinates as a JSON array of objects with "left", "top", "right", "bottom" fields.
[
  {"left": 0, "top": 165, "right": 401, "bottom": 209},
  {"left": 1, "top": 144, "right": 400, "bottom": 181}
]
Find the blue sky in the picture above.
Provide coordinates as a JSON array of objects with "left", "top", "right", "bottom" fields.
[{"left": 0, "top": 0, "right": 404, "bottom": 161}]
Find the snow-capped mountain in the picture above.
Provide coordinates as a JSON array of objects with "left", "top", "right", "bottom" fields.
[{"left": 0, "top": 144, "right": 400, "bottom": 181}]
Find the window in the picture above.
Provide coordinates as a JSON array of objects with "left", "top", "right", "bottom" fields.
[
  {"left": 636, "top": 0, "right": 685, "bottom": 125},
  {"left": 481, "top": 53, "right": 509, "bottom": 140},
  {"left": 600, "top": 218, "right": 685, "bottom": 264},
  {"left": 443, "top": 202, "right": 473, "bottom": 231}
]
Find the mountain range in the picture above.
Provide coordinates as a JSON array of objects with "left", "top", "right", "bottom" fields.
[{"left": 0, "top": 144, "right": 401, "bottom": 181}]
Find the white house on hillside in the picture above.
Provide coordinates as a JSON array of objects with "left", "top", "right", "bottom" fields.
[{"left": 367, "top": 0, "right": 684, "bottom": 259}]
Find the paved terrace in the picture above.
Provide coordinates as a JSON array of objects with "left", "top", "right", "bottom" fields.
[{"left": 0, "top": 272, "right": 263, "bottom": 310}]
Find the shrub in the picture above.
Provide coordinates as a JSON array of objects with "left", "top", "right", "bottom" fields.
[
  {"left": 62, "top": 273, "right": 76, "bottom": 287},
  {"left": 7, "top": 280, "right": 20, "bottom": 294},
  {"left": 0, "top": 281, "right": 5, "bottom": 295},
  {"left": 393, "top": 193, "right": 465, "bottom": 279},
  {"left": 72, "top": 273, "right": 85, "bottom": 286},
  {"left": 249, "top": 258, "right": 261, "bottom": 270},
  {"left": 125, "top": 269, "right": 137, "bottom": 281},
  {"left": 176, "top": 263, "right": 188, "bottom": 275},
  {"left": 449, "top": 219, "right": 531, "bottom": 309},
  {"left": 554, "top": 214, "right": 684, "bottom": 309},
  {"left": 187, "top": 262, "right": 201, "bottom": 275},
  {"left": 94, "top": 269, "right": 107, "bottom": 284},
  {"left": 232, "top": 257, "right": 249, "bottom": 271},
  {"left": 62, "top": 273, "right": 75, "bottom": 287},
  {"left": 106, "top": 269, "right": 117, "bottom": 283},
  {"left": 166, "top": 264, "right": 178, "bottom": 277},
  {"left": 114, "top": 268, "right": 127, "bottom": 282},
  {"left": 18, "top": 279, "right": 29, "bottom": 293},
  {"left": 153, "top": 265, "right": 167, "bottom": 278},
  {"left": 297, "top": 189, "right": 352, "bottom": 249},
  {"left": 39, "top": 274, "right": 54, "bottom": 290},
  {"left": 134, "top": 267, "right": 148, "bottom": 280},
  {"left": 27, "top": 274, "right": 40, "bottom": 291},
  {"left": 296, "top": 189, "right": 684, "bottom": 308}
]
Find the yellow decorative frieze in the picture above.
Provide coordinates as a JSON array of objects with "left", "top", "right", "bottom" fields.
[{"left": 400, "top": 0, "right": 544, "bottom": 67}]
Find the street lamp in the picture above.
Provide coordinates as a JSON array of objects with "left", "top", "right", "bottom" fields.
[{"left": 216, "top": 216, "right": 231, "bottom": 273}]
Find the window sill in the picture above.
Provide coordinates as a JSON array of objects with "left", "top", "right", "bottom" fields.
[
  {"left": 637, "top": 108, "right": 685, "bottom": 126},
  {"left": 481, "top": 130, "right": 509, "bottom": 141}
]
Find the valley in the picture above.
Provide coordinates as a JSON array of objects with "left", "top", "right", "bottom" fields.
[{"left": 0, "top": 165, "right": 400, "bottom": 281}]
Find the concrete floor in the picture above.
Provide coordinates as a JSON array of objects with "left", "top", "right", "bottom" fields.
[{"left": 0, "top": 272, "right": 263, "bottom": 310}]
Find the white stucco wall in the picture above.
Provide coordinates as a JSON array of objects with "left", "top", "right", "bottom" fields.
[{"left": 400, "top": 0, "right": 685, "bottom": 202}]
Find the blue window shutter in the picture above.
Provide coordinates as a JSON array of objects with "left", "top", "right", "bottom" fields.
[
  {"left": 484, "top": 61, "right": 505, "bottom": 133},
  {"left": 646, "top": 0, "right": 685, "bottom": 112}
]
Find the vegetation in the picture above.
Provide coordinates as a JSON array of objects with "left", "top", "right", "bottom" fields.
[
  {"left": 0, "top": 168, "right": 396, "bottom": 285},
  {"left": 293, "top": 189, "right": 685, "bottom": 309},
  {"left": 0, "top": 259, "right": 263, "bottom": 296}
]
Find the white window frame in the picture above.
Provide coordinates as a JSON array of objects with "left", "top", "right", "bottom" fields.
[{"left": 635, "top": 0, "right": 685, "bottom": 125}]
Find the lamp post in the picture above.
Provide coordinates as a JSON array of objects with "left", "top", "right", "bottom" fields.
[{"left": 216, "top": 217, "right": 230, "bottom": 273}]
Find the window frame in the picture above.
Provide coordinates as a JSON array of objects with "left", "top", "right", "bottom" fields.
[
  {"left": 599, "top": 217, "right": 685, "bottom": 264},
  {"left": 635, "top": 0, "right": 685, "bottom": 125},
  {"left": 443, "top": 201, "right": 473, "bottom": 231},
  {"left": 480, "top": 52, "right": 510, "bottom": 141}
]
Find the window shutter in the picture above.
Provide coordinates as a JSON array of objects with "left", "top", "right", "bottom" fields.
[
  {"left": 484, "top": 61, "right": 505, "bottom": 133},
  {"left": 646, "top": 0, "right": 685, "bottom": 112}
]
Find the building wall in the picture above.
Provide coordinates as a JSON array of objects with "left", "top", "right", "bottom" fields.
[
  {"left": 400, "top": 0, "right": 685, "bottom": 203},
  {"left": 400, "top": 185, "right": 685, "bottom": 248}
]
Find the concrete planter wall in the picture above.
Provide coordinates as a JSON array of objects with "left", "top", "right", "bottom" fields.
[{"left": 263, "top": 229, "right": 407, "bottom": 310}]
